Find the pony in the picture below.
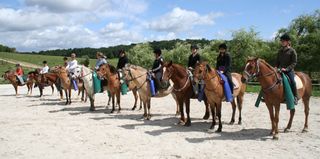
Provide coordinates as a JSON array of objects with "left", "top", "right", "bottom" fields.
[
  {"left": 27, "top": 69, "right": 54, "bottom": 97},
  {"left": 242, "top": 57, "right": 312, "bottom": 139},
  {"left": 162, "top": 61, "right": 210, "bottom": 126},
  {"left": 193, "top": 62, "right": 246, "bottom": 132},
  {"left": 96, "top": 64, "right": 121, "bottom": 113},
  {"left": 3, "top": 70, "right": 33, "bottom": 96},
  {"left": 122, "top": 64, "right": 177, "bottom": 120}
]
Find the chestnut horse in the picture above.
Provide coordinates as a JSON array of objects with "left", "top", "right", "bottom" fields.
[
  {"left": 51, "top": 66, "right": 85, "bottom": 105},
  {"left": 193, "top": 62, "right": 246, "bottom": 132},
  {"left": 162, "top": 62, "right": 210, "bottom": 126},
  {"left": 27, "top": 70, "right": 54, "bottom": 97},
  {"left": 242, "top": 57, "right": 312, "bottom": 139},
  {"left": 96, "top": 64, "right": 121, "bottom": 113},
  {"left": 3, "top": 70, "right": 33, "bottom": 96},
  {"left": 41, "top": 73, "right": 64, "bottom": 100}
]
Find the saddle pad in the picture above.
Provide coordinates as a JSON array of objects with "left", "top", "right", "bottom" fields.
[
  {"left": 295, "top": 75, "right": 303, "bottom": 90},
  {"left": 232, "top": 76, "right": 239, "bottom": 89}
]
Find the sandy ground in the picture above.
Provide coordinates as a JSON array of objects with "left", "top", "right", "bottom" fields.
[{"left": 0, "top": 84, "right": 319, "bottom": 159}]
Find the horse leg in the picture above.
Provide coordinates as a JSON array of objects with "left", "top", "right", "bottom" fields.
[
  {"left": 107, "top": 96, "right": 111, "bottom": 106},
  {"left": 51, "top": 85, "right": 54, "bottom": 95},
  {"left": 143, "top": 100, "right": 147, "bottom": 118},
  {"left": 209, "top": 103, "right": 216, "bottom": 130},
  {"left": 132, "top": 89, "right": 138, "bottom": 110},
  {"left": 14, "top": 85, "right": 18, "bottom": 96},
  {"left": 89, "top": 96, "right": 95, "bottom": 111},
  {"left": 59, "top": 90, "right": 63, "bottom": 100},
  {"left": 273, "top": 104, "right": 280, "bottom": 140},
  {"left": 185, "top": 99, "right": 191, "bottom": 126},
  {"left": 266, "top": 104, "right": 275, "bottom": 136},
  {"left": 64, "top": 89, "right": 68, "bottom": 105},
  {"left": 39, "top": 87, "right": 43, "bottom": 97},
  {"left": 284, "top": 109, "right": 295, "bottom": 133},
  {"left": 117, "top": 91, "right": 121, "bottom": 113},
  {"left": 68, "top": 88, "right": 72, "bottom": 105},
  {"left": 81, "top": 88, "right": 85, "bottom": 102},
  {"left": 237, "top": 95, "right": 243, "bottom": 125},
  {"left": 110, "top": 94, "right": 115, "bottom": 113},
  {"left": 139, "top": 95, "right": 143, "bottom": 110},
  {"left": 203, "top": 99, "right": 210, "bottom": 120},
  {"left": 302, "top": 97, "right": 310, "bottom": 132},
  {"left": 147, "top": 98, "right": 151, "bottom": 120},
  {"left": 178, "top": 100, "right": 185, "bottom": 125},
  {"left": 230, "top": 99, "right": 236, "bottom": 124},
  {"left": 216, "top": 103, "right": 223, "bottom": 132}
]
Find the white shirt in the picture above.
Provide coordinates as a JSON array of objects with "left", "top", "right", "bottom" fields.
[
  {"left": 66, "top": 59, "right": 78, "bottom": 73},
  {"left": 40, "top": 66, "right": 49, "bottom": 74}
]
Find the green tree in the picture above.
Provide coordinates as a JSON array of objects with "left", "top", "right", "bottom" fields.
[{"left": 127, "top": 43, "right": 154, "bottom": 68}]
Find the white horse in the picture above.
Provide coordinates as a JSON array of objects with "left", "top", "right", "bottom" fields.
[{"left": 73, "top": 65, "right": 142, "bottom": 111}]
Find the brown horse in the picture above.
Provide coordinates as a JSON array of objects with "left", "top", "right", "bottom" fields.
[
  {"left": 51, "top": 66, "right": 85, "bottom": 105},
  {"left": 27, "top": 70, "right": 54, "bottom": 97},
  {"left": 242, "top": 57, "right": 312, "bottom": 139},
  {"left": 41, "top": 73, "right": 64, "bottom": 100},
  {"left": 193, "top": 62, "right": 246, "bottom": 132},
  {"left": 3, "top": 70, "right": 33, "bottom": 96},
  {"left": 96, "top": 64, "right": 121, "bottom": 113},
  {"left": 162, "top": 61, "right": 210, "bottom": 126}
]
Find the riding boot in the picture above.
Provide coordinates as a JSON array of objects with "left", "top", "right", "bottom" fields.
[{"left": 287, "top": 71, "right": 298, "bottom": 105}]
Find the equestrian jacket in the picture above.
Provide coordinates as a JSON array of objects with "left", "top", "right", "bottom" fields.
[
  {"left": 216, "top": 52, "right": 232, "bottom": 73},
  {"left": 152, "top": 56, "right": 163, "bottom": 73},
  {"left": 117, "top": 56, "right": 128, "bottom": 69},
  {"left": 276, "top": 47, "right": 297, "bottom": 72},
  {"left": 188, "top": 53, "right": 200, "bottom": 69}
]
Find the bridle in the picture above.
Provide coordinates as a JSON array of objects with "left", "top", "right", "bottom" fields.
[
  {"left": 244, "top": 59, "right": 281, "bottom": 92},
  {"left": 196, "top": 65, "right": 219, "bottom": 92},
  {"left": 123, "top": 68, "right": 147, "bottom": 90}
]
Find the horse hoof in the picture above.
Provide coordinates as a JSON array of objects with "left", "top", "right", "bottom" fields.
[
  {"left": 284, "top": 128, "right": 290, "bottom": 133},
  {"left": 184, "top": 122, "right": 191, "bottom": 127},
  {"left": 229, "top": 121, "right": 235, "bottom": 125},
  {"left": 132, "top": 106, "right": 136, "bottom": 110},
  {"left": 177, "top": 120, "right": 185, "bottom": 125},
  {"left": 110, "top": 110, "right": 114, "bottom": 113},
  {"left": 89, "top": 107, "right": 95, "bottom": 111},
  {"left": 238, "top": 121, "right": 242, "bottom": 125},
  {"left": 272, "top": 135, "right": 279, "bottom": 140},
  {"left": 203, "top": 114, "right": 210, "bottom": 120},
  {"left": 216, "top": 128, "right": 222, "bottom": 133},
  {"left": 302, "top": 128, "right": 308, "bottom": 133}
]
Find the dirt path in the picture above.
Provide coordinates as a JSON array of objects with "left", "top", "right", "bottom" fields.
[
  {"left": 0, "top": 58, "right": 41, "bottom": 69},
  {"left": 0, "top": 85, "right": 319, "bottom": 159}
]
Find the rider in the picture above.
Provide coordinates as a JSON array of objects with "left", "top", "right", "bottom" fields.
[
  {"left": 216, "top": 43, "right": 234, "bottom": 94},
  {"left": 117, "top": 49, "right": 128, "bottom": 70},
  {"left": 40, "top": 61, "right": 49, "bottom": 74},
  {"left": 188, "top": 44, "right": 201, "bottom": 95},
  {"left": 63, "top": 56, "right": 68, "bottom": 67},
  {"left": 150, "top": 48, "right": 166, "bottom": 91},
  {"left": 66, "top": 53, "right": 78, "bottom": 75},
  {"left": 15, "top": 64, "right": 24, "bottom": 85},
  {"left": 95, "top": 52, "right": 107, "bottom": 70},
  {"left": 275, "top": 33, "right": 298, "bottom": 105}
]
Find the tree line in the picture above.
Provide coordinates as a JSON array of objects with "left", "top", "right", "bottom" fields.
[{"left": 2, "top": 10, "right": 320, "bottom": 77}]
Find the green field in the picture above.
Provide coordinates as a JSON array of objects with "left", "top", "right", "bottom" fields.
[{"left": 0, "top": 52, "right": 118, "bottom": 68}]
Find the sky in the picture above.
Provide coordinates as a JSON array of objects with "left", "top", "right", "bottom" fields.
[{"left": 0, "top": 0, "right": 319, "bottom": 52}]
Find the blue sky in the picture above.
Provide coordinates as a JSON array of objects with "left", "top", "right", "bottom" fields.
[{"left": 0, "top": 0, "right": 319, "bottom": 51}]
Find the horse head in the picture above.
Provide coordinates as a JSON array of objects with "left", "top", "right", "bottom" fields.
[
  {"left": 162, "top": 61, "right": 173, "bottom": 83},
  {"left": 242, "top": 57, "right": 260, "bottom": 83},
  {"left": 193, "top": 61, "right": 211, "bottom": 83}
]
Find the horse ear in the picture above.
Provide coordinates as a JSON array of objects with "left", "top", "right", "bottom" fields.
[
  {"left": 168, "top": 60, "right": 173, "bottom": 67},
  {"left": 206, "top": 64, "right": 211, "bottom": 72}
]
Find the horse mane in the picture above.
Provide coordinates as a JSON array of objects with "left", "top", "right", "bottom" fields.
[
  {"left": 107, "top": 64, "right": 117, "bottom": 74},
  {"left": 172, "top": 63, "right": 188, "bottom": 78},
  {"left": 259, "top": 58, "right": 276, "bottom": 71}
]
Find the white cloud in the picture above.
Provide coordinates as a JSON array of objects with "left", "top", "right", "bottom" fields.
[
  {"left": 0, "top": 8, "right": 65, "bottom": 31},
  {"left": 148, "top": 7, "right": 223, "bottom": 32}
]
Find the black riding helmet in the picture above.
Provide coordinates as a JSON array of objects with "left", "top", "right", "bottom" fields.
[
  {"left": 153, "top": 48, "right": 162, "bottom": 56},
  {"left": 280, "top": 33, "right": 291, "bottom": 41},
  {"left": 218, "top": 43, "right": 227, "bottom": 50},
  {"left": 190, "top": 44, "right": 199, "bottom": 50}
]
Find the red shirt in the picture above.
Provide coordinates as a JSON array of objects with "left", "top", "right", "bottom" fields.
[{"left": 16, "top": 68, "right": 24, "bottom": 76}]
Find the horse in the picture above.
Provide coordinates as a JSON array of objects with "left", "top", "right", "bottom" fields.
[
  {"left": 42, "top": 72, "right": 64, "bottom": 100},
  {"left": 193, "top": 62, "right": 246, "bottom": 132},
  {"left": 96, "top": 64, "right": 121, "bottom": 113},
  {"left": 3, "top": 70, "right": 33, "bottom": 96},
  {"left": 27, "top": 70, "right": 54, "bottom": 97},
  {"left": 122, "top": 64, "right": 177, "bottom": 120},
  {"left": 162, "top": 61, "right": 210, "bottom": 126},
  {"left": 51, "top": 66, "right": 85, "bottom": 105},
  {"left": 242, "top": 57, "right": 312, "bottom": 139}
]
